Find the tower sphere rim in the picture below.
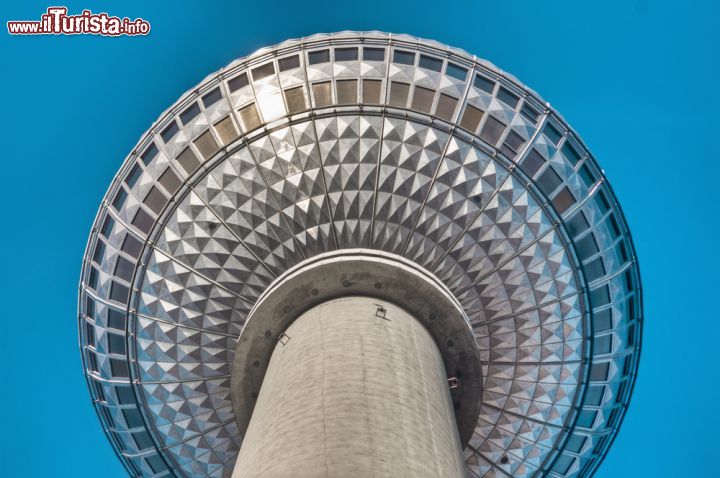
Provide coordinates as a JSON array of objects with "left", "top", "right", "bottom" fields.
[{"left": 230, "top": 249, "right": 483, "bottom": 447}]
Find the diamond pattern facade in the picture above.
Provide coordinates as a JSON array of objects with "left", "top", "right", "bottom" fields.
[{"left": 79, "top": 32, "right": 642, "bottom": 477}]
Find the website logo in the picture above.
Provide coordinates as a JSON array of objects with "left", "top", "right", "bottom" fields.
[{"left": 7, "top": 7, "right": 150, "bottom": 36}]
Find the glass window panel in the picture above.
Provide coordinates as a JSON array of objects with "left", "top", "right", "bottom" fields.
[
  {"left": 593, "top": 335, "right": 612, "bottom": 355},
  {"left": 308, "top": 49, "right": 330, "bottom": 65},
  {"left": 86, "top": 322, "right": 95, "bottom": 347},
  {"left": 284, "top": 86, "right": 307, "bottom": 114},
  {"left": 228, "top": 72, "right": 249, "bottom": 92},
  {"left": 618, "top": 241, "right": 628, "bottom": 262},
  {"left": 576, "top": 411, "right": 598, "bottom": 429},
  {"left": 411, "top": 86, "right": 435, "bottom": 113},
  {"left": 474, "top": 74, "right": 495, "bottom": 94},
  {"left": 336, "top": 79, "right": 358, "bottom": 104},
  {"left": 238, "top": 103, "right": 261, "bottom": 131},
  {"left": 251, "top": 62, "right": 275, "bottom": 81},
  {"left": 143, "top": 186, "right": 168, "bottom": 215},
  {"left": 146, "top": 455, "right": 166, "bottom": 474},
  {"left": 85, "top": 296, "right": 95, "bottom": 319},
  {"left": 521, "top": 104, "right": 540, "bottom": 123},
  {"left": 623, "top": 355, "right": 634, "bottom": 375},
  {"left": 563, "top": 141, "right": 582, "bottom": 165},
  {"left": 335, "top": 47, "right": 358, "bottom": 61},
  {"left": 576, "top": 233, "right": 599, "bottom": 260},
  {"left": 194, "top": 130, "right": 219, "bottom": 159},
  {"left": 419, "top": 54, "right": 442, "bottom": 72},
  {"left": 114, "top": 256, "right": 134, "bottom": 282},
  {"left": 566, "top": 435, "right": 588, "bottom": 453},
  {"left": 112, "top": 188, "right": 127, "bottom": 211},
  {"left": 131, "top": 208, "right": 154, "bottom": 234},
  {"left": 459, "top": 104, "right": 484, "bottom": 132},
  {"left": 435, "top": 94, "right": 457, "bottom": 121},
  {"left": 110, "top": 358, "right": 129, "bottom": 378},
  {"left": 213, "top": 116, "right": 238, "bottom": 145},
  {"left": 597, "top": 190, "right": 611, "bottom": 212},
  {"left": 278, "top": 55, "right": 300, "bottom": 72},
  {"left": 388, "top": 82, "right": 409, "bottom": 107},
  {"left": 501, "top": 130, "right": 525, "bottom": 159},
  {"left": 88, "top": 267, "right": 98, "bottom": 289},
  {"left": 363, "top": 47, "right": 385, "bottom": 61},
  {"left": 608, "top": 214, "right": 621, "bottom": 238},
  {"left": 109, "top": 281, "right": 129, "bottom": 303},
  {"left": 579, "top": 164, "right": 595, "bottom": 187},
  {"left": 615, "top": 383, "right": 628, "bottom": 406},
  {"left": 132, "top": 431, "right": 153, "bottom": 449},
  {"left": 584, "top": 385, "right": 606, "bottom": 406},
  {"left": 393, "top": 50, "right": 415, "bottom": 65},
  {"left": 176, "top": 146, "right": 200, "bottom": 175},
  {"left": 100, "top": 216, "right": 114, "bottom": 238},
  {"left": 537, "top": 166, "right": 563, "bottom": 195},
  {"left": 87, "top": 351, "right": 99, "bottom": 372},
  {"left": 544, "top": 123, "right": 563, "bottom": 145},
  {"left": 504, "top": 130, "right": 525, "bottom": 151},
  {"left": 446, "top": 63, "right": 467, "bottom": 81},
  {"left": 585, "top": 257, "right": 606, "bottom": 282},
  {"left": 121, "top": 409, "right": 142, "bottom": 429},
  {"left": 108, "top": 333, "right": 127, "bottom": 355},
  {"left": 121, "top": 233, "right": 143, "bottom": 259},
  {"left": 202, "top": 87, "right": 222, "bottom": 108},
  {"left": 552, "top": 455, "right": 575, "bottom": 475},
  {"left": 497, "top": 87, "right": 519, "bottom": 108},
  {"left": 362, "top": 79, "right": 382, "bottom": 104},
  {"left": 116, "top": 386, "right": 135, "bottom": 405},
  {"left": 124, "top": 164, "right": 142, "bottom": 188},
  {"left": 593, "top": 309, "right": 612, "bottom": 332},
  {"left": 626, "top": 322, "right": 636, "bottom": 346},
  {"left": 160, "top": 121, "right": 179, "bottom": 143},
  {"left": 479, "top": 116, "right": 506, "bottom": 146},
  {"left": 93, "top": 239, "right": 105, "bottom": 263},
  {"left": 179, "top": 102, "right": 200, "bottom": 125},
  {"left": 140, "top": 143, "right": 158, "bottom": 165},
  {"left": 521, "top": 149, "right": 546, "bottom": 177},
  {"left": 107, "top": 308, "right": 126, "bottom": 330},
  {"left": 256, "top": 90, "right": 286, "bottom": 122},
  {"left": 312, "top": 82, "right": 332, "bottom": 107},
  {"left": 591, "top": 285, "right": 611, "bottom": 307},
  {"left": 553, "top": 186, "right": 576, "bottom": 213},
  {"left": 566, "top": 211, "right": 589, "bottom": 237},
  {"left": 499, "top": 145, "right": 515, "bottom": 161}
]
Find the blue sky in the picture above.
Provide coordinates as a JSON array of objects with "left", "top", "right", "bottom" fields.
[{"left": 1, "top": 1, "right": 718, "bottom": 476}]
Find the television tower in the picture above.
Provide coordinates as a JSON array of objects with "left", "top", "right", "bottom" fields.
[{"left": 79, "top": 32, "right": 642, "bottom": 477}]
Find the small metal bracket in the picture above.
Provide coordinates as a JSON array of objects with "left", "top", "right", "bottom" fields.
[
  {"left": 448, "top": 377, "right": 460, "bottom": 390},
  {"left": 277, "top": 332, "right": 290, "bottom": 346}
]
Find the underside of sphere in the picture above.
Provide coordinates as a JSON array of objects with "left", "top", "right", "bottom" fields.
[{"left": 77, "top": 32, "right": 642, "bottom": 478}]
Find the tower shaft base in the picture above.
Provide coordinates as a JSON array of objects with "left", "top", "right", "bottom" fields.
[{"left": 232, "top": 297, "right": 465, "bottom": 478}]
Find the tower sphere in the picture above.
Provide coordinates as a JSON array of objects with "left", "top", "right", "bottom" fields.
[{"left": 79, "top": 32, "right": 642, "bottom": 477}]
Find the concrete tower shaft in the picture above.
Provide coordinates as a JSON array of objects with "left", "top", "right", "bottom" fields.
[{"left": 232, "top": 297, "right": 465, "bottom": 478}]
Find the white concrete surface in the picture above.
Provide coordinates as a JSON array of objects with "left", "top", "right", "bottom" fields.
[{"left": 232, "top": 297, "right": 465, "bottom": 478}]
